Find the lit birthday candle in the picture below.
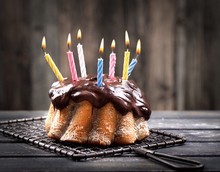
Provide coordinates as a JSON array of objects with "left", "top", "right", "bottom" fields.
[
  {"left": 97, "top": 38, "right": 104, "bottom": 87},
  {"left": 41, "top": 36, "right": 64, "bottom": 82},
  {"left": 109, "top": 39, "right": 116, "bottom": 79},
  {"left": 128, "top": 39, "right": 141, "bottom": 77},
  {"left": 67, "top": 33, "right": 78, "bottom": 81},
  {"left": 122, "top": 31, "right": 130, "bottom": 80},
  {"left": 77, "top": 29, "right": 87, "bottom": 78}
]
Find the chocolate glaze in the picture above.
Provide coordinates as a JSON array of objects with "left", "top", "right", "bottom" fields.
[{"left": 49, "top": 74, "right": 151, "bottom": 120}]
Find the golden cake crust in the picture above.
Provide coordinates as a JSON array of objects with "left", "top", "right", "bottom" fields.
[{"left": 45, "top": 102, "right": 150, "bottom": 146}]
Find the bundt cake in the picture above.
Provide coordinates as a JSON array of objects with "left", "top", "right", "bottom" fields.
[{"left": 45, "top": 74, "right": 151, "bottom": 146}]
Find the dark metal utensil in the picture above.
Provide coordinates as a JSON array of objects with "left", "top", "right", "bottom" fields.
[{"left": 134, "top": 147, "right": 204, "bottom": 170}]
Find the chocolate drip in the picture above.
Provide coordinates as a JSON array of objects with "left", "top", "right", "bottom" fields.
[{"left": 49, "top": 74, "right": 151, "bottom": 120}]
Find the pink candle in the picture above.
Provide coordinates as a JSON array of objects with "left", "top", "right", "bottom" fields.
[
  {"left": 109, "top": 40, "right": 116, "bottom": 79},
  {"left": 67, "top": 33, "right": 78, "bottom": 81}
]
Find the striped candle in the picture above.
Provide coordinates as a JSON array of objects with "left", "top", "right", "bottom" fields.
[
  {"left": 77, "top": 29, "right": 87, "bottom": 78},
  {"left": 97, "top": 57, "right": 103, "bottom": 87},
  {"left": 67, "top": 33, "right": 78, "bottom": 81},
  {"left": 67, "top": 51, "right": 78, "bottom": 81},
  {"left": 128, "top": 58, "right": 137, "bottom": 77},
  {"left": 97, "top": 38, "right": 104, "bottom": 87},
  {"left": 128, "top": 39, "right": 141, "bottom": 77},
  {"left": 109, "top": 40, "right": 116, "bottom": 79}
]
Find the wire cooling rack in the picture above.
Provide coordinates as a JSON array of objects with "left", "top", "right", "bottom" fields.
[{"left": 0, "top": 116, "right": 186, "bottom": 160}]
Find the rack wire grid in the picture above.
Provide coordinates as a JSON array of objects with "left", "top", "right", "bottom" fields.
[{"left": 0, "top": 116, "right": 186, "bottom": 160}]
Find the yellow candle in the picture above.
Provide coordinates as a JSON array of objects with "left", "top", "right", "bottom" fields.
[
  {"left": 122, "top": 31, "right": 130, "bottom": 80},
  {"left": 42, "top": 37, "right": 64, "bottom": 82}
]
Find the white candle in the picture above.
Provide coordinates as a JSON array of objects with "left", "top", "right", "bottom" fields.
[{"left": 77, "top": 29, "right": 87, "bottom": 78}]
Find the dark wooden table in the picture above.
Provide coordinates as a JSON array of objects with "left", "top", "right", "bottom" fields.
[{"left": 0, "top": 111, "right": 219, "bottom": 171}]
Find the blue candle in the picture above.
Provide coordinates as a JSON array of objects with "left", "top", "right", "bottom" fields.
[
  {"left": 128, "top": 58, "right": 137, "bottom": 77},
  {"left": 128, "top": 39, "right": 141, "bottom": 78},
  {"left": 97, "top": 58, "right": 103, "bottom": 87},
  {"left": 97, "top": 38, "right": 104, "bottom": 87}
]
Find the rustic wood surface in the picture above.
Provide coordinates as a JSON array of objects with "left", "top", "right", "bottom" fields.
[
  {"left": 0, "top": 0, "right": 220, "bottom": 110},
  {"left": 0, "top": 111, "right": 220, "bottom": 171}
]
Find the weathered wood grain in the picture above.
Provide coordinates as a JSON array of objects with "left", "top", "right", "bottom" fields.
[
  {"left": 203, "top": 0, "right": 220, "bottom": 110},
  {"left": 0, "top": 156, "right": 219, "bottom": 172},
  {"left": 0, "top": 143, "right": 54, "bottom": 156},
  {"left": 0, "top": 157, "right": 174, "bottom": 171},
  {"left": 0, "top": 135, "right": 19, "bottom": 142},
  {"left": 175, "top": 0, "right": 186, "bottom": 110},
  {"left": 0, "top": 0, "right": 220, "bottom": 110},
  {"left": 164, "top": 129, "right": 220, "bottom": 142},
  {"left": 30, "top": 0, "right": 47, "bottom": 110},
  {"left": 149, "top": 119, "right": 220, "bottom": 129},
  {"left": 185, "top": 0, "right": 208, "bottom": 110},
  {"left": 0, "top": 141, "right": 219, "bottom": 157},
  {"left": 147, "top": 0, "right": 175, "bottom": 110},
  {"left": 0, "top": 110, "right": 219, "bottom": 171},
  {"left": 0, "top": 0, "right": 31, "bottom": 110}
]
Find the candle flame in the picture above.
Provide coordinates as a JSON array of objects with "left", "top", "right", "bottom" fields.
[
  {"left": 136, "top": 39, "right": 141, "bottom": 55},
  {"left": 125, "top": 30, "right": 130, "bottom": 49},
  {"left": 42, "top": 36, "right": 46, "bottom": 51},
  {"left": 111, "top": 39, "right": 115, "bottom": 51},
  {"left": 77, "top": 29, "right": 82, "bottom": 40},
  {"left": 99, "top": 38, "right": 104, "bottom": 55},
  {"left": 67, "top": 33, "right": 71, "bottom": 48}
]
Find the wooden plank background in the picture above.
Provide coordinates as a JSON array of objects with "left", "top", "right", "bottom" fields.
[{"left": 0, "top": 0, "right": 219, "bottom": 110}]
